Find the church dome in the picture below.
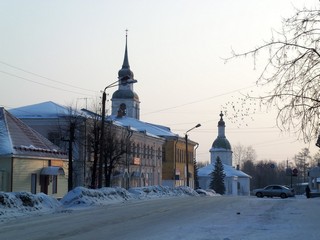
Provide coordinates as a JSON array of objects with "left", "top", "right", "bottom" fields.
[
  {"left": 118, "top": 68, "right": 134, "bottom": 80},
  {"left": 112, "top": 89, "right": 139, "bottom": 101},
  {"left": 212, "top": 137, "right": 231, "bottom": 150}
]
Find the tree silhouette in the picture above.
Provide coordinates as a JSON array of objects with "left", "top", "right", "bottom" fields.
[
  {"left": 209, "top": 156, "right": 225, "bottom": 194},
  {"left": 226, "top": 4, "right": 320, "bottom": 144}
]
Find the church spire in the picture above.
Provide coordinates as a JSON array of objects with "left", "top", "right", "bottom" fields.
[{"left": 118, "top": 30, "right": 134, "bottom": 80}]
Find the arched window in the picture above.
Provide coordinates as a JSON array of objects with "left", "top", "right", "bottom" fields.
[
  {"left": 132, "top": 143, "right": 136, "bottom": 157},
  {"left": 137, "top": 143, "right": 140, "bottom": 157},
  {"left": 147, "top": 146, "right": 150, "bottom": 159}
]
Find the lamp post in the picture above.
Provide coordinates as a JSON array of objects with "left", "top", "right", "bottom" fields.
[
  {"left": 185, "top": 123, "right": 201, "bottom": 187},
  {"left": 98, "top": 77, "right": 137, "bottom": 188}
]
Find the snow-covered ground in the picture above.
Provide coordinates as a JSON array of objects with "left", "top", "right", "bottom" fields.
[
  {"left": 1, "top": 186, "right": 319, "bottom": 240},
  {"left": 0, "top": 186, "right": 216, "bottom": 222}
]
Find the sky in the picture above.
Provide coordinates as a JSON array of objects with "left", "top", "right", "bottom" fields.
[{"left": 1, "top": 0, "right": 319, "bottom": 164}]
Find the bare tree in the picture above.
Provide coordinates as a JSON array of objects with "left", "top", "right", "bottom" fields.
[
  {"left": 226, "top": 4, "right": 320, "bottom": 143},
  {"left": 197, "top": 161, "right": 209, "bottom": 169},
  {"left": 294, "top": 147, "right": 312, "bottom": 182},
  {"left": 233, "top": 144, "right": 257, "bottom": 169},
  {"left": 86, "top": 115, "right": 100, "bottom": 189},
  {"left": 312, "top": 151, "right": 320, "bottom": 167},
  {"left": 103, "top": 122, "right": 128, "bottom": 187}
]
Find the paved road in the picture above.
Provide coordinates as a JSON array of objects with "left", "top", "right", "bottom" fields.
[{"left": 1, "top": 196, "right": 319, "bottom": 240}]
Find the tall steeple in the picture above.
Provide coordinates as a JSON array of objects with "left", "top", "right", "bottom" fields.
[
  {"left": 111, "top": 31, "right": 140, "bottom": 119},
  {"left": 118, "top": 30, "right": 134, "bottom": 81}
]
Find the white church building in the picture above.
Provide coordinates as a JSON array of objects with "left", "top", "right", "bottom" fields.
[{"left": 198, "top": 112, "right": 251, "bottom": 195}]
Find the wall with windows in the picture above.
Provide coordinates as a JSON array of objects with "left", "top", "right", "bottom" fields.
[
  {"left": 11, "top": 158, "right": 68, "bottom": 198},
  {"left": 112, "top": 129, "right": 165, "bottom": 188},
  {"left": 162, "top": 138, "right": 197, "bottom": 188}
]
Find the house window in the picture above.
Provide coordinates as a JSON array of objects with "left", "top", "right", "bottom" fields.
[{"left": 31, "top": 173, "right": 37, "bottom": 194}]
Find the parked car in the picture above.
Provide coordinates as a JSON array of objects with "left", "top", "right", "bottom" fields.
[{"left": 252, "top": 185, "right": 295, "bottom": 198}]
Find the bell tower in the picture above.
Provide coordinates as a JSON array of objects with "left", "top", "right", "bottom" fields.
[{"left": 111, "top": 32, "right": 140, "bottom": 119}]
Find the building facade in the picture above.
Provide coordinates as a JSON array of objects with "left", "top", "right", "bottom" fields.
[{"left": 0, "top": 108, "right": 68, "bottom": 198}]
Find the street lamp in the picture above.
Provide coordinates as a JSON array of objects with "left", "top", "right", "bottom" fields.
[
  {"left": 185, "top": 123, "right": 201, "bottom": 187},
  {"left": 98, "top": 76, "right": 137, "bottom": 188}
]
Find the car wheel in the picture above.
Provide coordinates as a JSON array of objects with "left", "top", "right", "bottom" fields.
[
  {"left": 280, "top": 193, "right": 287, "bottom": 199},
  {"left": 256, "top": 192, "right": 263, "bottom": 198}
]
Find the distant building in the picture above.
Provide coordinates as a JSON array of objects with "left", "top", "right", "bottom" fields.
[
  {"left": 198, "top": 112, "right": 251, "bottom": 195},
  {"left": 0, "top": 108, "right": 68, "bottom": 197}
]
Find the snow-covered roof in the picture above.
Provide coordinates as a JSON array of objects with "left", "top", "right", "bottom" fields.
[
  {"left": 9, "top": 101, "right": 80, "bottom": 118},
  {"left": 108, "top": 115, "right": 178, "bottom": 139},
  {"left": 198, "top": 163, "right": 251, "bottom": 178},
  {"left": 9, "top": 102, "right": 178, "bottom": 140},
  {"left": 0, "top": 107, "right": 67, "bottom": 158}
]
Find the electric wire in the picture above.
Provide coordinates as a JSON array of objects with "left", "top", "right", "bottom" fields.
[
  {"left": 0, "top": 70, "right": 97, "bottom": 97},
  {"left": 0, "top": 60, "right": 97, "bottom": 93}
]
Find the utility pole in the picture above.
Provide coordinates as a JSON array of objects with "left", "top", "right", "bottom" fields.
[{"left": 68, "top": 122, "right": 75, "bottom": 191}]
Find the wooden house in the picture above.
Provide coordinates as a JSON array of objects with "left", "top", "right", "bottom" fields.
[{"left": 0, "top": 107, "right": 68, "bottom": 197}]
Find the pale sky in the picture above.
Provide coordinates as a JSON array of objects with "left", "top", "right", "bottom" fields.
[{"left": 1, "top": 0, "right": 319, "bottom": 164}]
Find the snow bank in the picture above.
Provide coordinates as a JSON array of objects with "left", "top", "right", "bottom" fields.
[
  {"left": 62, "top": 186, "right": 200, "bottom": 207},
  {"left": 0, "top": 186, "right": 212, "bottom": 221},
  {"left": 0, "top": 192, "right": 60, "bottom": 221},
  {"left": 60, "top": 187, "right": 132, "bottom": 207},
  {"left": 128, "top": 185, "right": 199, "bottom": 199}
]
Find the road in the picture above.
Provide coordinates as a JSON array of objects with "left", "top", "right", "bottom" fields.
[{"left": 1, "top": 196, "right": 319, "bottom": 240}]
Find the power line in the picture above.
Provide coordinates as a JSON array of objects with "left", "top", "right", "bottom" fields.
[
  {"left": 0, "top": 60, "right": 98, "bottom": 93},
  {"left": 0, "top": 70, "right": 97, "bottom": 97},
  {"left": 143, "top": 85, "right": 256, "bottom": 115}
]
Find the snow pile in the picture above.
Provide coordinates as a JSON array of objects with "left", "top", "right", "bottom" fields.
[
  {"left": 0, "top": 191, "right": 60, "bottom": 221},
  {"left": 60, "top": 187, "right": 132, "bottom": 207},
  {"left": 62, "top": 186, "right": 200, "bottom": 206},
  {"left": 0, "top": 186, "right": 214, "bottom": 221},
  {"left": 128, "top": 185, "right": 199, "bottom": 199}
]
